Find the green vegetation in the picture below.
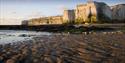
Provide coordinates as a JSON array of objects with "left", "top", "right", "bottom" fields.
[
  {"left": 120, "top": 26, "right": 125, "bottom": 33},
  {"left": 90, "top": 16, "right": 97, "bottom": 23},
  {"left": 75, "top": 18, "right": 85, "bottom": 24},
  {"left": 85, "top": 15, "right": 97, "bottom": 23},
  {"left": 64, "top": 28, "right": 86, "bottom": 33},
  {"left": 63, "top": 20, "right": 75, "bottom": 25}
]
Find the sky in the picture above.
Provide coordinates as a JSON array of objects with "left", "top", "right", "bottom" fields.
[{"left": 0, "top": 0, "right": 125, "bottom": 25}]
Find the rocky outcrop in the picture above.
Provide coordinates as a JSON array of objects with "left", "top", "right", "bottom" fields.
[
  {"left": 95, "top": 2, "right": 112, "bottom": 21},
  {"left": 75, "top": 2, "right": 98, "bottom": 22},
  {"left": 28, "top": 16, "right": 63, "bottom": 25},
  {"left": 24, "top": 1, "right": 124, "bottom": 26},
  {"left": 1, "top": 33, "right": 125, "bottom": 63},
  {"left": 112, "top": 4, "right": 125, "bottom": 21},
  {"left": 75, "top": 1, "right": 112, "bottom": 23},
  {"left": 63, "top": 10, "right": 75, "bottom": 23}
]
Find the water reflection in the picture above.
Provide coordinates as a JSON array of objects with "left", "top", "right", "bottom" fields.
[{"left": 0, "top": 30, "right": 51, "bottom": 44}]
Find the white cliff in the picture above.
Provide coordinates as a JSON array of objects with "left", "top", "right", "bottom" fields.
[
  {"left": 94, "top": 2, "right": 112, "bottom": 21},
  {"left": 75, "top": 1, "right": 112, "bottom": 23},
  {"left": 112, "top": 4, "right": 125, "bottom": 21}
]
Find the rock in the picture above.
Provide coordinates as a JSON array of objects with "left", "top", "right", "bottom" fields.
[
  {"left": 6, "top": 59, "right": 15, "bottom": 63},
  {"left": 19, "top": 34, "right": 30, "bottom": 37},
  {"left": 1, "top": 33, "right": 125, "bottom": 63},
  {"left": 112, "top": 4, "right": 125, "bottom": 21},
  {"left": 75, "top": 1, "right": 112, "bottom": 23}
]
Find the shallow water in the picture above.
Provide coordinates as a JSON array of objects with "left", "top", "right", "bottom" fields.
[{"left": 0, "top": 30, "right": 51, "bottom": 44}]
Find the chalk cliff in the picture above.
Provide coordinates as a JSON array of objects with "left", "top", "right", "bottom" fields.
[
  {"left": 112, "top": 4, "right": 125, "bottom": 21},
  {"left": 26, "top": 1, "right": 125, "bottom": 25},
  {"left": 95, "top": 2, "right": 112, "bottom": 21},
  {"left": 75, "top": 1, "right": 112, "bottom": 23}
]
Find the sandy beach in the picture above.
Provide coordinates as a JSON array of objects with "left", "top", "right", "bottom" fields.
[{"left": 0, "top": 32, "right": 125, "bottom": 63}]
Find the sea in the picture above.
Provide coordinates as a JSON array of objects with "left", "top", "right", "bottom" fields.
[{"left": 0, "top": 30, "right": 51, "bottom": 45}]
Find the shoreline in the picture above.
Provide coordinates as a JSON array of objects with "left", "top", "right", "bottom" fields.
[
  {"left": 0, "top": 24, "right": 125, "bottom": 33},
  {"left": 0, "top": 30, "right": 124, "bottom": 45},
  {"left": 0, "top": 33, "right": 125, "bottom": 63}
]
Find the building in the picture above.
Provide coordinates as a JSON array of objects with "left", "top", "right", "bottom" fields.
[{"left": 63, "top": 9, "right": 75, "bottom": 23}]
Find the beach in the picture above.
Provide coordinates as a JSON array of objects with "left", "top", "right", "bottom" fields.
[{"left": 0, "top": 31, "right": 125, "bottom": 63}]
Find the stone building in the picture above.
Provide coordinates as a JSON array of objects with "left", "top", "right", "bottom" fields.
[
  {"left": 75, "top": 1, "right": 112, "bottom": 23},
  {"left": 63, "top": 9, "right": 75, "bottom": 23},
  {"left": 111, "top": 4, "right": 125, "bottom": 21}
]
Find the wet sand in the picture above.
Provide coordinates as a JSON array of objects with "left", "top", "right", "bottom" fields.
[{"left": 0, "top": 32, "right": 125, "bottom": 63}]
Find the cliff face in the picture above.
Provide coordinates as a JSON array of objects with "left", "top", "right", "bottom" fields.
[
  {"left": 63, "top": 10, "right": 75, "bottom": 22},
  {"left": 28, "top": 16, "right": 63, "bottom": 25},
  {"left": 75, "top": 2, "right": 98, "bottom": 22},
  {"left": 95, "top": 2, "right": 112, "bottom": 21},
  {"left": 26, "top": 2, "right": 125, "bottom": 26},
  {"left": 112, "top": 4, "right": 125, "bottom": 21},
  {"left": 75, "top": 1, "right": 112, "bottom": 23}
]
